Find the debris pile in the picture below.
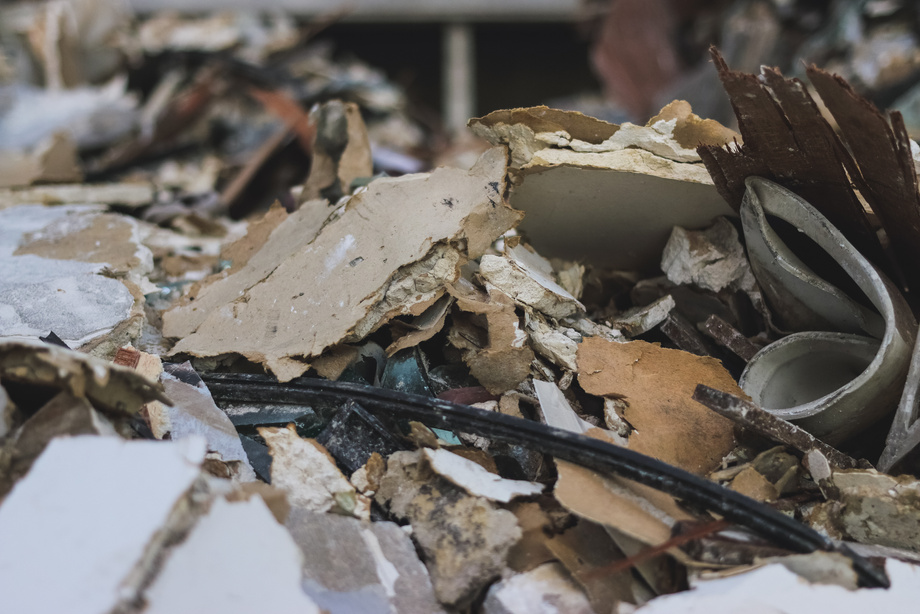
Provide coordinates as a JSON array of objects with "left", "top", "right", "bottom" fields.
[{"left": 6, "top": 4, "right": 920, "bottom": 613}]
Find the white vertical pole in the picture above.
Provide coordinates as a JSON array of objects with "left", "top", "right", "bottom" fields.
[{"left": 443, "top": 22, "right": 476, "bottom": 137}]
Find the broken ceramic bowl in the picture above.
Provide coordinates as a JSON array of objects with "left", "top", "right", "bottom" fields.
[{"left": 738, "top": 177, "right": 916, "bottom": 445}]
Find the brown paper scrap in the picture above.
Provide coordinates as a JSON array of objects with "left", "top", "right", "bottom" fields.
[{"left": 577, "top": 337, "right": 738, "bottom": 475}]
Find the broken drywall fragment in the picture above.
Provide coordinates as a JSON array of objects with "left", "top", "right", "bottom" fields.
[
  {"left": 482, "top": 562, "right": 594, "bottom": 614},
  {"left": 166, "top": 146, "right": 520, "bottom": 382},
  {"left": 446, "top": 282, "right": 534, "bottom": 394},
  {"left": 511, "top": 148, "right": 733, "bottom": 270},
  {"left": 421, "top": 447, "right": 543, "bottom": 503},
  {"left": 375, "top": 450, "right": 522, "bottom": 607},
  {"left": 611, "top": 294, "right": 676, "bottom": 337},
  {"left": 299, "top": 100, "right": 373, "bottom": 203},
  {"left": 577, "top": 337, "right": 738, "bottom": 475},
  {"left": 811, "top": 469, "right": 920, "bottom": 553},
  {"left": 144, "top": 496, "right": 320, "bottom": 614},
  {"left": 114, "top": 346, "right": 170, "bottom": 438},
  {"left": 472, "top": 104, "right": 735, "bottom": 270},
  {"left": 0, "top": 132, "right": 81, "bottom": 188},
  {"left": 631, "top": 559, "right": 920, "bottom": 613},
  {"left": 660, "top": 217, "right": 755, "bottom": 292},
  {"left": 533, "top": 379, "right": 596, "bottom": 436},
  {"left": 160, "top": 362, "right": 255, "bottom": 482},
  {"left": 0, "top": 181, "right": 154, "bottom": 209},
  {"left": 0, "top": 205, "right": 145, "bottom": 348},
  {"left": 0, "top": 391, "right": 117, "bottom": 499},
  {"left": 260, "top": 424, "right": 359, "bottom": 517},
  {"left": 479, "top": 243, "right": 584, "bottom": 319},
  {"left": 524, "top": 309, "right": 580, "bottom": 371},
  {"left": 0, "top": 339, "right": 168, "bottom": 415},
  {"left": 0, "top": 436, "right": 206, "bottom": 614},
  {"left": 469, "top": 106, "right": 619, "bottom": 169},
  {"left": 286, "top": 507, "right": 445, "bottom": 614}
]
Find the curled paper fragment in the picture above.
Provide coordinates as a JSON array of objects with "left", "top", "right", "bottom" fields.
[{"left": 738, "top": 177, "right": 915, "bottom": 445}]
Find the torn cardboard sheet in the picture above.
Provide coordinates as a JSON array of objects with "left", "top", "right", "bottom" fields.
[
  {"left": 166, "top": 146, "right": 520, "bottom": 381},
  {"left": 0, "top": 436, "right": 206, "bottom": 614},
  {"left": 577, "top": 337, "right": 738, "bottom": 475},
  {"left": 159, "top": 362, "right": 256, "bottom": 482},
  {"left": 422, "top": 447, "right": 544, "bottom": 503},
  {"left": 0, "top": 340, "right": 169, "bottom": 415},
  {"left": 375, "top": 450, "right": 522, "bottom": 607},
  {"left": 0, "top": 205, "right": 149, "bottom": 349},
  {"left": 144, "top": 496, "right": 320, "bottom": 614},
  {"left": 286, "top": 508, "right": 445, "bottom": 614},
  {"left": 471, "top": 105, "right": 735, "bottom": 270},
  {"left": 260, "top": 424, "right": 361, "bottom": 517}
]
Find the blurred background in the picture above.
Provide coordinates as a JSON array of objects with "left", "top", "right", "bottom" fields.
[{"left": 3, "top": 0, "right": 920, "bottom": 216}]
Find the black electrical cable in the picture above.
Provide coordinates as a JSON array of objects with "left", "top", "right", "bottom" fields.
[{"left": 201, "top": 372, "right": 889, "bottom": 589}]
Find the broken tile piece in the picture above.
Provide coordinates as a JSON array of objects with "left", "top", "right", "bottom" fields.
[
  {"left": 577, "top": 337, "right": 738, "bottom": 475},
  {"left": 260, "top": 424, "right": 358, "bottom": 517},
  {"left": 611, "top": 294, "right": 676, "bottom": 337},
  {"left": 482, "top": 562, "right": 594, "bottom": 614},
  {"left": 0, "top": 436, "right": 206, "bottom": 614},
  {"left": 286, "top": 507, "right": 445, "bottom": 614},
  {"left": 422, "top": 447, "right": 544, "bottom": 503},
  {"left": 166, "top": 147, "right": 520, "bottom": 381},
  {"left": 160, "top": 362, "right": 255, "bottom": 481},
  {"left": 144, "top": 496, "right": 320, "bottom": 614},
  {"left": 375, "top": 450, "right": 522, "bottom": 607}
]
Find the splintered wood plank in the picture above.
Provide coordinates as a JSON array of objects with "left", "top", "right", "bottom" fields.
[
  {"left": 698, "top": 49, "right": 884, "bottom": 268},
  {"left": 807, "top": 66, "right": 920, "bottom": 294}
]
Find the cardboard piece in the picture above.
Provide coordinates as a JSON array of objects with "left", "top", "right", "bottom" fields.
[
  {"left": 166, "top": 147, "right": 520, "bottom": 381},
  {"left": 577, "top": 337, "right": 738, "bottom": 475}
]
